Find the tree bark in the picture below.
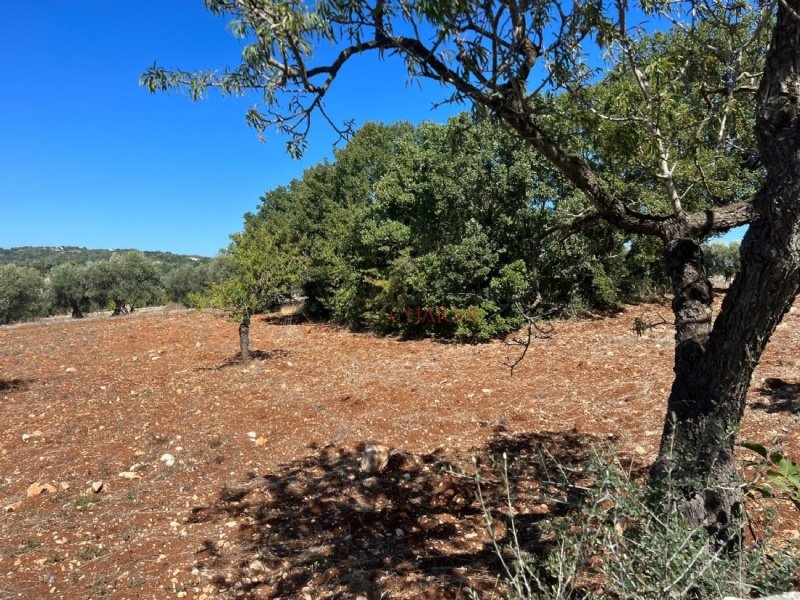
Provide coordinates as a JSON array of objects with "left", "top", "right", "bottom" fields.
[
  {"left": 652, "top": 1, "right": 800, "bottom": 541},
  {"left": 239, "top": 314, "right": 251, "bottom": 362},
  {"left": 69, "top": 300, "right": 84, "bottom": 319}
]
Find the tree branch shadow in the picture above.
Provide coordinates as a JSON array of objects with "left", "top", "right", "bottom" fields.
[
  {"left": 188, "top": 430, "right": 625, "bottom": 598},
  {"left": 195, "top": 349, "right": 291, "bottom": 371},
  {"left": 0, "top": 378, "right": 34, "bottom": 393},
  {"left": 751, "top": 377, "right": 800, "bottom": 414}
]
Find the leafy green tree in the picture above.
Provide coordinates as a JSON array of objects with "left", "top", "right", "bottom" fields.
[
  {"left": 86, "top": 252, "right": 162, "bottom": 315},
  {"left": 162, "top": 263, "right": 212, "bottom": 306},
  {"left": 303, "top": 116, "right": 626, "bottom": 338},
  {"left": 48, "top": 262, "right": 92, "bottom": 318},
  {"left": 703, "top": 241, "right": 741, "bottom": 280},
  {"left": 198, "top": 223, "right": 306, "bottom": 361},
  {"left": 143, "top": 0, "right": 800, "bottom": 540},
  {"left": 0, "top": 265, "right": 45, "bottom": 324}
]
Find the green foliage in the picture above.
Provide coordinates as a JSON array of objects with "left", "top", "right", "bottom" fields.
[
  {"left": 162, "top": 259, "right": 228, "bottom": 306},
  {"left": 473, "top": 451, "right": 799, "bottom": 599},
  {"left": 0, "top": 265, "right": 46, "bottom": 324},
  {"left": 703, "top": 241, "right": 741, "bottom": 279},
  {"left": 48, "top": 263, "right": 92, "bottom": 317},
  {"left": 196, "top": 217, "right": 307, "bottom": 322},
  {"left": 0, "top": 249, "right": 223, "bottom": 323},
  {"left": 0, "top": 246, "right": 208, "bottom": 270},
  {"left": 741, "top": 442, "right": 800, "bottom": 512},
  {"left": 85, "top": 252, "right": 162, "bottom": 313},
  {"left": 213, "top": 115, "right": 665, "bottom": 340}
]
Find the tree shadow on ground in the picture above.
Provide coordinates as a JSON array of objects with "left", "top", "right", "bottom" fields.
[
  {"left": 0, "top": 378, "right": 33, "bottom": 392},
  {"left": 196, "top": 349, "right": 291, "bottom": 371},
  {"left": 188, "top": 430, "right": 631, "bottom": 599},
  {"left": 261, "top": 313, "right": 311, "bottom": 326},
  {"left": 751, "top": 377, "right": 800, "bottom": 414}
]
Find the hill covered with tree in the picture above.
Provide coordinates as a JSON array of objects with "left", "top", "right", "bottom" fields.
[{"left": 0, "top": 246, "right": 209, "bottom": 271}]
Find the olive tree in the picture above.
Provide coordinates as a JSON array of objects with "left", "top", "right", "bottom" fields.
[
  {"left": 0, "top": 265, "right": 45, "bottom": 324},
  {"left": 142, "top": 0, "right": 800, "bottom": 540},
  {"left": 86, "top": 252, "right": 162, "bottom": 315},
  {"left": 49, "top": 262, "right": 92, "bottom": 318}
]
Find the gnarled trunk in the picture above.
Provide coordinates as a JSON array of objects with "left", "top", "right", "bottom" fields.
[
  {"left": 111, "top": 299, "right": 128, "bottom": 316},
  {"left": 69, "top": 300, "right": 84, "bottom": 319},
  {"left": 653, "top": 1, "right": 800, "bottom": 541}
]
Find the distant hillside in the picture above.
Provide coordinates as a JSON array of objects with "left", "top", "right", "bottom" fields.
[{"left": 0, "top": 246, "right": 211, "bottom": 270}]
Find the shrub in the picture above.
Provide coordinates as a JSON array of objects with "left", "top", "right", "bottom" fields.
[{"left": 472, "top": 451, "right": 799, "bottom": 599}]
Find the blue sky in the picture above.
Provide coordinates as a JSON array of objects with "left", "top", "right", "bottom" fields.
[
  {"left": 0, "top": 2, "right": 460, "bottom": 256},
  {"left": 0, "top": 2, "right": 744, "bottom": 256}
]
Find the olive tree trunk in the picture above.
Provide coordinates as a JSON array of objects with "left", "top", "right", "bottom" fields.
[
  {"left": 653, "top": 2, "right": 800, "bottom": 539},
  {"left": 69, "top": 300, "right": 84, "bottom": 319}
]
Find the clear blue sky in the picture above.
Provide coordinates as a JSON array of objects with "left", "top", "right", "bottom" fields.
[
  {"left": 0, "top": 2, "right": 460, "bottom": 256},
  {"left": 0, "top": 2, "right": 745, "bottom": 256}
]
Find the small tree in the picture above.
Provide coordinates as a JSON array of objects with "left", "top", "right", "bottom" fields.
[
  {"left": 49, "top": 263, "right": 92, "bottom": 318},
  {"left": 198, "top": 225, "right": 305, "bottom": 361},
  {"left": 0, "top": 265, "right": 45, "bottom": 324}
]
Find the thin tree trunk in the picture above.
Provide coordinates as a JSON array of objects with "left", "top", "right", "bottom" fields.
[
  {"left": 652, "top": 2, "right": 800, "bottom": 541},
  {"left": 239, "top": 314, "right": 251, "bottom": 362}
]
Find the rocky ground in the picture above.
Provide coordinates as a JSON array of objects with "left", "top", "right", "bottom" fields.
[{"left": 1, "top": 296, "right": 799, "bottom": 599}]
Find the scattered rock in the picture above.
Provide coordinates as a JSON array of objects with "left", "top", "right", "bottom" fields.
[
  {"left": 4, "top": 502, "right": 23, "bottom": 512},
  {"left": 59, "top": 482, "right": 70, "bottom": 491},
  {"left": 481, "top": 388, "right": 492, "bottom": 394},
  {"left": 26, "top": 482, "right": 57, "bottom": 497},
  {"left": 247, "top": 432, "right": 257, "bottom": 440},
  {"left": 160, "top": 453, "right": 176, "bottom": 467},
  {"left": 255, "top": 436, "right": 268, "bottom": 447},
  {"left": 248, "top": 560, "right": 266, "bottom": 573},
  {"left": 91, "top": 481, "right": 104, "bottom": 494},
  {"left": 360, "top": 444, "right": 390, "bottom": 474},
  {"left": 65, "top": 367, "right": 77, "bottom": 373},
  {"left": 21, "top": 430, "right": 43, "bottom": 442},
  {"left": 118, "top": 471, "right": 141, "bottom": 480}
]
